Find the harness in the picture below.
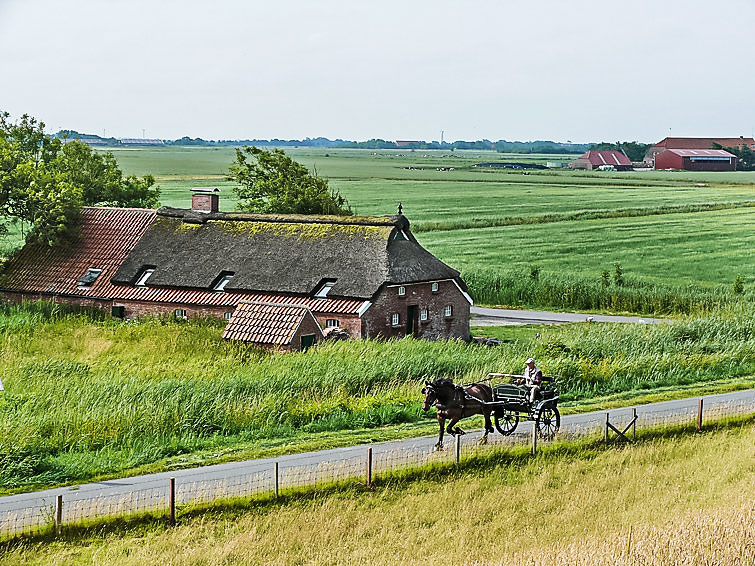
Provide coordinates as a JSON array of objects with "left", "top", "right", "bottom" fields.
[{"left": 435, "top": 385, "right": 466, "bottom": 411}]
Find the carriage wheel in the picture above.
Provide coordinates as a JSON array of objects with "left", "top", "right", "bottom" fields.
[
  {"left": 494, "top": 409, "right": 519, "bottom": 436},
  {"left": 535, "top": 406, "right": 560, "bottom": 440}
]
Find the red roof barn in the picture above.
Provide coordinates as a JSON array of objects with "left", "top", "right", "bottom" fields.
[
  {"left": 644, "top": 137, "right": 755, "bottom": 166},
  {"left": 654, "top": 149, "right": 737, "bottom": 171},
  {"left": 569, "top": 150, "right": 633, "bottom": 171}
]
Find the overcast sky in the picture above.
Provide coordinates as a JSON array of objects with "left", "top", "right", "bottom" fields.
[{"left": 1, "top": 0, "right": 753, "bottom": 143}]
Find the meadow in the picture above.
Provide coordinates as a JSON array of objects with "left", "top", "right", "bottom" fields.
[
  {"left": 2, "top": 421, "right": 753, "bottom": 565},
  {"left": 0, "top": 302, "right": 753, "bottom": 491}
]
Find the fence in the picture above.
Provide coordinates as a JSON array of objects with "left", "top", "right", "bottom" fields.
[{"left": 1, "top": 392, "right": 753, "bottom": 540}]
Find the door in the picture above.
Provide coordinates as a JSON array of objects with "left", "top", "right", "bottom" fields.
[
  {"left": 300, "top": 334, "right": 316, "bottom": 351},
  {"left": 406, "top": 305, "right": 417, "bottom": 336}
]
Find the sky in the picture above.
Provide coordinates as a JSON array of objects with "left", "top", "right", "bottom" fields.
[{"left": 1, "top": 0, "right": 754, "bottom": 143}]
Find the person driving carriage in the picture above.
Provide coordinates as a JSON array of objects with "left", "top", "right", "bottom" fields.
[{"left": 517, "top": 357, "right": 542, "bottom": 404}]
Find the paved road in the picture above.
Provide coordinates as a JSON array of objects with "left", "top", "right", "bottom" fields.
[
  {"left": 2, "top": 388, "right": 753, "bottom": 534},
  {"left": 471, "top": 306, "right": 667, "bottom": 326}
]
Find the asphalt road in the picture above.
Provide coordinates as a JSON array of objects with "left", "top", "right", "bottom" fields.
[
  {"left": 2, "top": 388, "right": 753, "bottom": 533},
  {"left": 470, "top": 306, "right": 667, "bottom": 326}
]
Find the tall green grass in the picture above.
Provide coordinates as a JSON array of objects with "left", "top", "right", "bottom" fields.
[{"left": 0, "top": 302, "right": 753, "bottom": 489}]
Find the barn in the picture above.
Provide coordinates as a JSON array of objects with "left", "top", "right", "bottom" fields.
[
  {"left": 0, "top": 190, "right": 472, "bottom": 343},
  {"left": 568, "top": 150, "right": 633, "bottom": 171},
  {"left": 654, "top": 149, "right": 737, "bottom": 171},
  {"left": 644, "top": 137, "right": 755, "bottom": 167}
]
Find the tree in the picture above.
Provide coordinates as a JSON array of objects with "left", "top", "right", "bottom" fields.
[
  {"left": 712, "top": 142, "right": 754, "bottom": 171},
  {"left": 0, "top": 110, "right": 160, "bottom": 248},
  {"left": 228, "top": 146, "right": 352, "bottom": 216}
]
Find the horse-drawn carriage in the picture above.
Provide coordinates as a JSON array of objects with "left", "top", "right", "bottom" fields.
[{"left": 422, "top": 372, "right": 560, "bottom": 449}]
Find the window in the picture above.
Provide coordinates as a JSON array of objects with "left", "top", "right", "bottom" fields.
[
  {"left": 391, "top": 313, "right": 400, "bottom": 326},
  {"left": 174, "top": 308, "right": 187, "bottom": 319},
  {"left": 393, "top": 230, "right": 409, "bottom": 241},
  {"left": 398, "top": 286, "right": 406, "bottom": 296},
  {"left": 444, "top": 305, "right": 453, "bottom": 317},
  {"left": 111, "top": 305, "right": 125, "bottom": 319},
  {"left": 135, "top": 268, "right": 155, "bottom": 287},
  {"left": 325, "top": 319, "right": 339, "bottom": 328},
  {"left": 77, "top": 268, "right": 103, "bottom": 289},
  {"left": 212, "top": 272, "right": 234, "bottom": 292},
  {"left": 314, "top": 280, "right": 336, "bottom": 298},
  {"left": 431, "top": 282, "right": 439, "bottom": 292},
  {"left": 420, "top": 308, "right": 428, "bottom": 321},
  {"left": 224, "top": 311, "right": 233, "bottom": 321}
]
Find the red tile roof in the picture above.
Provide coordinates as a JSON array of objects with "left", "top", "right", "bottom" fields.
[
  {"left": 222, "top": 302, "right": 323, "bottom": 345},
  {"left": 577, "top": 150, "right": 632, "bottom": 166},
  {"left": 653, "top": 137, "right": 755, "bottom": 150},
  {"left": 662, "top": 149, "right": 736, "bottom": 157}
]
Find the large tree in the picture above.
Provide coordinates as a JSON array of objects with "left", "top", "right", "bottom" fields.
[
  {"left": 0, "top": 111, "right": 160, "bottom": 247},
  {"left": 228, "top": 146, "right": 352, "bottom": 216}
]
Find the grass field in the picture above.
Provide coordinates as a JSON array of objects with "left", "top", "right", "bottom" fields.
[
  {"left": 1, "top": 302, "right": 752, "bottom": 492},
  {"left": 2, "top": 422, "right": 753, "bottom": 565}
]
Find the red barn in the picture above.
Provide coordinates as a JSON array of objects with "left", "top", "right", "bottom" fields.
[
  {"left": 644, "top": 137, "right": 755, "bottom": 166},
  {"left": 569, "top": 150, "right": 633, "bottom": 171},
  {"left": 654, "top": 149, "right": 737, "bottom": 171},
  {"left": 0, "top": 191, "right": 472, "bottom": 342}
]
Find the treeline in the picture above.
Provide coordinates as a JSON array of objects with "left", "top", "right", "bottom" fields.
[{"left": 54, "top": 131, "right": 593, "bottom": 154}]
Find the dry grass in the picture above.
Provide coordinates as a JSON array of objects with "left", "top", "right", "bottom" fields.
[{"left": 2, "top": 425, "right": 753, "bottom": 565}]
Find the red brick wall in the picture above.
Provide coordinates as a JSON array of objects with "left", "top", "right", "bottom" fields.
[
  {"left": 191, "top": 193, "right": 219, "bottom": 213},
  {"left": 290, "top": 312, "right": 324, "bottom": 351},
  {"left": 361, "top": 280, "right": 470, "bottom": 341},
  {"left": 0, "top": 291, "right": 112, "bottom": 311},
  {"left": 115, "top": 300, "right": 233, "bottom": 320},
  {"left": 313, "top": 314, "right": 361, "bottom": 338}
]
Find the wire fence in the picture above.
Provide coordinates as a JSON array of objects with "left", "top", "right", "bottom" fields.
[{"left": 1, "top": 393, "right": 753, "bottom": 540}]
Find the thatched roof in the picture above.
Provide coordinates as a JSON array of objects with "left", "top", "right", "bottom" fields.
[{"left": 112, "top": 208, "right": 461, "bottom": 299}]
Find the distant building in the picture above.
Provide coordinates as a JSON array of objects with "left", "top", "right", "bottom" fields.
[
  {"left": 654, "top": 149, "right": 737, "bottom": 171},
  {"left": 644, "top": 137, "right": 755, "bottom": 166},
  {"left": 568, "top": 150, "right": 633, "bottom": 171},
  {"left": 118, "top": 138, "right": 165, "bottom": 146},
  {"left": 395, "top": 140, "right": 421, "bottom": 148}
]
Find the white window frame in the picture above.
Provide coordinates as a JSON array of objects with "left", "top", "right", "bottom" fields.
[
  {"left": 77, "top": 268, "right": 103, "bottom": 290},
  {"left": 315, "top": 281, "right": 335, "bottom": 298},
  {"left": 224, "top": 311, "right": 233, "bottom": 321},
  {"left": 174, "top": 308, "right": 187, "bottom": 319},
  {"left": 431, "top": 281, "right": 439, "bottom": 292},
  {"left": 213, "top": 274, "right": 234, "bottom": 292},
  {"left": 398, "top": 286, "right": 406, "bottom": 296},
  {"left": 420, "top": 308, "right": 428, "bottom": 321},
  {"left": 391, "top": 313, "right": 400, "bottom": 326},
  {"left": 135, "top": 268, "right": 155, "bottom": 287},
  {"left": 325, "top": 319, "right": 339, "bottom": 328},
  {"left": 444, "top": 305, "right": 453, "bottom": 317}
]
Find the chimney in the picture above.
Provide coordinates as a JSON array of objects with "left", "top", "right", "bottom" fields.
[{"left": 191, "top": 187, "right": 219, "bottom": 213}]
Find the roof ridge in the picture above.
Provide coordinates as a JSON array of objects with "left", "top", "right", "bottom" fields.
[
  {"left": 157, "top": 207, "right": 404, "bottom": 227},
  {"left": 82, "top": 206, "right": 157, "bottom": 213}
]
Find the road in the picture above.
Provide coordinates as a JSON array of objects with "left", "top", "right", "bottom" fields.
[
  {"left": 470, "top": 306, "right": 667, "bottom": 326},
  {"left": 1, "top": 388, "right": 753, "bottom": 535}
]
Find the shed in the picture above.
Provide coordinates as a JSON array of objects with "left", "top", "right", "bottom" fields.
[
  {"left": 568, "top": 151, "right": 633, "bottom": 171},
  {"left": 222, "top": 302, "right": 324, "bottom": 351},
  {"left": 654, "top": 149, "right": 736, "bottom": 171}
]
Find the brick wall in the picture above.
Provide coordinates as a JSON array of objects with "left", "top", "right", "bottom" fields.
[
  {"left": 313, "top": 313, "right": 361, "bottom": 338},
  {"left": 115, "top": 300, "right": 233, "bottom": 320},
  {"left": 361, "top": 280, "right": 470, "bottom": 341},
  {"left": 290, "top": 312, "right": 324, "bottom": 351}
]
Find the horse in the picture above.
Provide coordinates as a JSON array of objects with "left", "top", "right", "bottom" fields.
[{"left": 421, "top": 377, "right": 494, "bottom": 451}]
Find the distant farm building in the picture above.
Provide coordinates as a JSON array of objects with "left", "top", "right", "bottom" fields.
[
  {"left": 0, "top": 190, "right": 472, "bottom": 345},
  {"left": 395, "top": 140, "right": 421, "bottom": 148},
  {"left": 654, "top": 149, "right": 737, "bottom": 171},
  {"left": 568, "top": 150, "right": 633, "bottom": 171},
  {"left": 644, "top": 137, "right": 755, "bottom": 166},
  {"left": 118, "top": 138, "right": 165, "bottom": 146}
]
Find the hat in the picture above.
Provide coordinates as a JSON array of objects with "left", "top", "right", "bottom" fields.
[{"left": 525, "top": 358, "right": 535, "bottom": 364}]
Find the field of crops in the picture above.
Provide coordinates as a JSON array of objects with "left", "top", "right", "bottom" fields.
[
  {"left": 3, "top": 421, "right": 753, "bottom": 565},
  {"left": 1, "top": 302, "right": 753, "bottom": 491}
]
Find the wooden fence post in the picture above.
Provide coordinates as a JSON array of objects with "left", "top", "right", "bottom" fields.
[
  {"left": 168, "top": 477, "right": 176, "bottom": 526},
  {"left": 697, "top": 398, "right": 704, "bottom": 432},
  {"left": 455, "top": 434, "right": 461, "bottom": 464},
  {"left": 605, "top": 412, "right": 610, "bottom": 443},
  {"left": 274, "top": 462, "right": 279, "bottom": 498},
  {"left": 366, "top": 447, "right": 373, "bottom": 488},
  {"left": 531, "top": 421, "right": 537, "bottom": 456},
  {"left": 55, "top": 494, "right": 63, "bottom": 536},
  {"left": 632, "top": 408, "right": 637, "bottom": 440}
]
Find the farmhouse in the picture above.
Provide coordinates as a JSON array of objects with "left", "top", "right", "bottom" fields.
[
  {"left": 654, "top": 148, "right": 737, "bottom": 171},
  {"left": 0, "top": 190, "right": 472, "bottom": 343},
  {"left": 644, "top": 136, "right": 755, "bottom": 167},
  {"left": 568, "top": 150, "right": 633, "bottom": 171}
]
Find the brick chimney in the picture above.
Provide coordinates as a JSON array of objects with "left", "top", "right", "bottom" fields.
[{"left": 191, "top": 188, "right": 219, "bottom": 213}]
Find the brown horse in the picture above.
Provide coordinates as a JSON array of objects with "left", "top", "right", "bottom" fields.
[{"left": 422, "top": 377, "right": 494, "bottom": 450}]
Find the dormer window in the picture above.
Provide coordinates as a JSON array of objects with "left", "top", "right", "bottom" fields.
[
  {"left": 398, "top": 286, "right": 406, "bottom": 296},
  {"left": 211, "top": 272, "right": 234, "bottom": 292},
  {"left": 135, "top": 268, "right": 155, "bottom": 288},
  {"left": 314, "top": 279, "right": 336, "bottom": 298},
  {"left": 393, "top": 230, "right": 409, "bottom": 241},
  {"left": 77, "top": 268, "right": 102, "bottom": 290}
]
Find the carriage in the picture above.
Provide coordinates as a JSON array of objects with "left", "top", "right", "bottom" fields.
[{"left": 487, "top": 372, "right": 560, "bottom": 439}]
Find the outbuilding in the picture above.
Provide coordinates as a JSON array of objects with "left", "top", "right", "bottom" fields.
[
  {"left": 654, "top": 149, "right": 737, "bottom": 171},
  {"left": 568, "top": 150, "right": 633, "bottom": 171},
  {"left": 222, "top": 302, "right": 324, "bottom": 351}
]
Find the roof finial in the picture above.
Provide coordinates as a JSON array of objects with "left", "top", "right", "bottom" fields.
[{"left": 397, "top": 202, "right": 403, "bottom": 215}]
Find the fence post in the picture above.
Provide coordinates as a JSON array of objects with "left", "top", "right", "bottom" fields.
[
  {"left": 632, "top": 408, "right": 637, "bottom": 440},
  {"left": 455, "top": 434, "right": 461, "bottom": 464},
  {"left": 605, "top": 412, "right": 610, "bottom": 443},
  {"left": 55, "top": 494, "right": 63, "bottom": 536},
  {"left": 366, "top": 447, "right": 373, "bottom": 488},
  {"left": 168, "top": 477, "right": 176, "bottom": 526},
  {"left": 531, "top": 421, "right": 537, "bottom": 456},
  {"left": 274, "top": 462, "right": 279, "bottom": 498},
  {"left": 697, "top": 398, "right": 704, "bottom": 432}
]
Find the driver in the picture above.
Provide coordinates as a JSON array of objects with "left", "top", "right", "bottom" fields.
[{"left": 519, "top": 357, "right": 542, "bottom": 404}]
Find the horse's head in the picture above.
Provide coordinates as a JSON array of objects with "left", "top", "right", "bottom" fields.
[
  {"left": 422, "top": 378, "right": 455, "bottom": 410},
  {"left": 421, "top": 381, "right": 437, "bottom": 411}
]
